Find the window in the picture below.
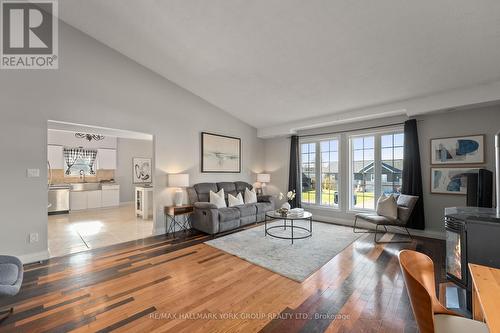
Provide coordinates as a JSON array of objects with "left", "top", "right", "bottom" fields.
[
  {"left": 64, "top": 148, "right": 97, "bottom": 177},
  {"left": 301, "top": 143, "right": 316, "bottom": 204},
  {"left": 381, "top": 133, "right": 404, "bottom": 196},
  {"left": 301, "top": 138, "right": 339, "bottom": 208},
  {"left": 320, "top": 140, "right": 339, "bottom": 206},
  {"left": 351, "top": 136, "right": 375, "bottom": 210},
  {"left": 349, "top": 131, "right": 404, "bottom": 211}
]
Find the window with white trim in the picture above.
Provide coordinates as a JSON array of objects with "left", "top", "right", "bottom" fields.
[
  {"left": 349, "top": 131, "right": 404, "bottom": 211},
  {"left": 300, "top": 138, "right": 340, "bottom": 208}
]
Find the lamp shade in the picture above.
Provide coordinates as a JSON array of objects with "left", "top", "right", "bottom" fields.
[
  {"left": 257, "top": 173, "right": 270, "bottom": 183},
  {"left": 168, "top": 173, "right": 189, "bottom": 187}
]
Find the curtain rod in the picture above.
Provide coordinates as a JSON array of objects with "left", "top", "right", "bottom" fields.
[{"left": 298, "top": 121, "right": 407, "bottom": 138}]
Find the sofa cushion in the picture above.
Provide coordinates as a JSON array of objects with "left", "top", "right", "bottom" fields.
[
  {"left": 219, "top": 219, "right": 240, "bottom": 232},
  {"left": 245, "top": 188, "right": 257, "bottom": 204},
  {"left": 0, "top": 263, "right": 19, "bottom": 285},
  {"left": 228, "top": 193, "right": 244, "bottom": 207},
  {"left": 218, "top": 207, "right": 240, "bottom": 222},
  {"left": 209, "top": 189, "right": 226, "bottom": 208},
  {"left": 193, "top": 183, "right": 218, "bottom": 202},
  {"left": 217, "top": 182, "right": 237, "bottom": 199},
  {"left": 235, "top": 203, "right": 257, "bottom": 217},
  {"left": 255, "top": 202, "right": 274, "bottom": 214},
  {"left": 235, "top": 181, "right": 252, "bottom": 196}
]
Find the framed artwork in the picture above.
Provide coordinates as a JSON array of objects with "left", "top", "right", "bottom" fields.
[
  {"left": 430, "top": 167, "right": 478, "bottom": 195},
  {"left": 201, "top": 132, "right": 241, "bottom": 173},
  {"left": 133, "top": 157, "right": 152, "bottom": 183},
  {"left": 430, "top": 135, "right": 485, "bottom": 165}
]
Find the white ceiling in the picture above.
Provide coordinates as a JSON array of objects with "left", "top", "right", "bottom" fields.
[{"left": 59, "top": 1, "right": 500, "bottom": 132}]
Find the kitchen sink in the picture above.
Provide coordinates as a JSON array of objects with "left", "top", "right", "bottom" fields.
[{"left": 71, "top": 183, "right": 101, "bottom": 191}]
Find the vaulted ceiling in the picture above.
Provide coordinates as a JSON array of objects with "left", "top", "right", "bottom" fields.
[{"left": 59, "top": 1, "right": 500, "bottom": 135}]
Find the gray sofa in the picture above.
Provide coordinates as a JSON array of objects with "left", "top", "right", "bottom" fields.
[{"left": 187, "top": 182, "right": 275, "bottom": 235}]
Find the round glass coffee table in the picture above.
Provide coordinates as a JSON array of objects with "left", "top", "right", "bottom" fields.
[{"left": 264, "top": 211, "right": 313, "bottom": 244}]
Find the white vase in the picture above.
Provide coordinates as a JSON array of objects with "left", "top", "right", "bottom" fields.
[{"left": 281, "top": 202, "right": 291, "bottom": 210}]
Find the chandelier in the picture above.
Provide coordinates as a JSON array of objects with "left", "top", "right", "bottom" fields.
[{"left": 75, "top": 133, "right": 105, "bottom": 141}]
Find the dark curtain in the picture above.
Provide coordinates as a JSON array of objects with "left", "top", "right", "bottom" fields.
[
  {"left": 402, "top": 119, "right": 425, "bottom": 229},
  {"left": 288, "top": 135, "right": 301, "bottom": 208}
]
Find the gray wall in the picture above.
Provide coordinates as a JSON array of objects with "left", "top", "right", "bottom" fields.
[
  {"left": 264, "top": 105, "right": 500, "bottom": 237},
  {"left": 0, "top": 21, "right": 264, "bottom": 262},
  {"left": 116, "top": 138, "right": 154, "bottom": 203}
]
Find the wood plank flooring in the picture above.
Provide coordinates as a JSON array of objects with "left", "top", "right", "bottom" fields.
[{"left": 0, "top": 223, "right": 445, "bottom": 333}]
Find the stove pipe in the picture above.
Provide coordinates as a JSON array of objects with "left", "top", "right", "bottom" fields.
[{"left": 496, "top": 131, "right": 500, "bottom": 213}]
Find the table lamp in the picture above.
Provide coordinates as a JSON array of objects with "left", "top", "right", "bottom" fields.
[
  {"left": 257, "top": 173, "right": 270, "bottom": 194},
  {"left": 168, "top": 173, "right": 189, "bottom": 206}
]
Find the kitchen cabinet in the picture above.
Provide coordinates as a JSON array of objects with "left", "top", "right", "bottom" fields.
[
  {"left": 97, "top": 149, "right": 117, "bottom": 170},
  {"left": 101, "top": 184, "right": 120, "bottom": 207},
  {"left": 48, "top": 145, "right": 64, "bottom": 170},
  {"left": 87, "top": 190, "right": 102, "bottom": 209},
  {"left": 70, "top": 191, "right": 88, "bottom": 211}
]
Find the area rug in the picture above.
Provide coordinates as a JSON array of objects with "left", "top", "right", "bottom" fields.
[{"left": 205, "top": 220, "right": 361, "bottom": 282}]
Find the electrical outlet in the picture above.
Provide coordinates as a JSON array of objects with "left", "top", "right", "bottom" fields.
[
  {"left": 27, "top": 168, "right": 40, "bottom": 178},
  {"left": 29, "top": 233, "right": 39, "bottom": 243}
]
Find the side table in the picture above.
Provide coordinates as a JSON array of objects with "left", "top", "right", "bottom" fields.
[{"left": 164, "top": 205, "right": 193, "bottom": 237}]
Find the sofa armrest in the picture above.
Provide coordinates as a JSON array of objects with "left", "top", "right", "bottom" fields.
[
  {"left": 192, "top": 202, "right": 220, "bottom": 234},
  {"left": 194, "top": 202, "right": 218, "bottom": 209}
]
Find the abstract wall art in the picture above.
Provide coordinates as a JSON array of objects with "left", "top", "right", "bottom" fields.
[
  {"left": 430, "top": 167, "right": 478, "bottom": 194},
  {"left": 133, "top": 157, "right": 152, "bottom": 183},
  {"left": 201, "top": 132, "right": 241, "bottom": 173},
  {"left": 430, "top": 135, "right": 484, "bottom": 165}
]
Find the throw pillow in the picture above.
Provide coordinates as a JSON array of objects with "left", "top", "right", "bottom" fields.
[
  {"left": 209, "top": 189, "right": 226, "bottom": 208},
  {"left": 376, "top": 194, "right": 398, "bottom": 220},
  {"left": 228, "top": 193, "right": 244, "bottom": 207},
  {"left": 244, "top": 187, "right": 257, "bottom": 204}
]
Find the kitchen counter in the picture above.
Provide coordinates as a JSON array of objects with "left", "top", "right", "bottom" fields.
[{"left": 445, "top": 207, "right": 500, "bottom": 224}]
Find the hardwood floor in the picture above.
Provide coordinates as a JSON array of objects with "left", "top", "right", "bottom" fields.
[{"left": 0, "top": 224, "right": 445, "bottom": 333}]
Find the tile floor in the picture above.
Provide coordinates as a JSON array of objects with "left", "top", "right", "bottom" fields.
[{"left": 48, "top": 204, "right": 154, "bottom": 257}]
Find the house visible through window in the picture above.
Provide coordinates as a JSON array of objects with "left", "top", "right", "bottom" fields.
[
  {"left": 301, "top": 138, "right": 339, "bottom": 208},
  {"left": 351, "top": 136, "right": 375, "bottom": 210},
  {"left": 350, "top": 131, "right": 404, "bottom": 211}
]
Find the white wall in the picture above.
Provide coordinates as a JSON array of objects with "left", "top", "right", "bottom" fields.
[
  {"left": 116, "top": 138, "right": 153, "bottom": 203},
  {"left": 263, "top": 106, "right": 500, "bottom": 237},
  {"left": 0, "top": 21, "right": 264, "bottom": 262}
]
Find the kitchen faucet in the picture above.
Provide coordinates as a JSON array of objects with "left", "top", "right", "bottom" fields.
[{"left": 79, "top": 170, "right": 86, "bottom": 183}]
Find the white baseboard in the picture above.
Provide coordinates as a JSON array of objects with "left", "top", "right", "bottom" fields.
[
  {"left": 312, "top": 214, "right": 445, "bottom": 240},
  {"left": 18, "top": 250, "right": 50, "bottom": 264}
]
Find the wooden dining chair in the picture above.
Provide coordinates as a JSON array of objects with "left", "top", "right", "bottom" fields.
[{"left": 398, "top": 250, "right": 489, "bottom": 333}]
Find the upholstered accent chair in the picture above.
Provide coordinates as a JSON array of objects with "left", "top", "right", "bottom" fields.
[
  {"left": 187, "top": 182, "right": 275, "bottom": 235},
  {"left": 398, "top": 250, "right": 488, "bottom": 333},
  {"left": 353, "top": 194, "right": 419, "bottom": 243},
  {"left": 0, "top": 255, "right": 23, "bottom": 322}
]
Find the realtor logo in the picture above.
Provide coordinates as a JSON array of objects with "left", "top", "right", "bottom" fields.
[{"left": 1, "top": 0, "right": 58, "bottom": 69}]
